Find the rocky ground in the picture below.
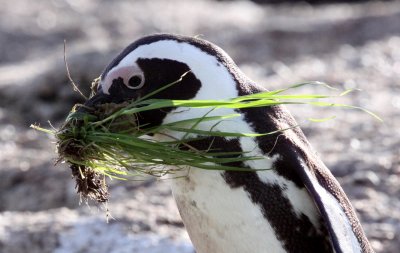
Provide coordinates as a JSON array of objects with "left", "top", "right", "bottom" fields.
[{"left": 0, "top": 0, "right": 399, "bottom": 252}]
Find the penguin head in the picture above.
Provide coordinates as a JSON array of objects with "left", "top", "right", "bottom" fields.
[{"left": 84, "top": 34, "right": 257, "bottom": 127}]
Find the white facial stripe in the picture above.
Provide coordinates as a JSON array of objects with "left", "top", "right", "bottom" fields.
[
  {"left": 101, "top": 64, "right": 143, "bottom": 95},
  {"left": 102, "top": 66, "right": 130, "bottom": 94},
  {"left": 112, "top": 40, "right": 239, "bottom": 100}
]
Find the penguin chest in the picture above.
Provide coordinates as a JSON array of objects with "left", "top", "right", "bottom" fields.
[{"left": 169, "top": 168, "right": 329, "bottom": 253}]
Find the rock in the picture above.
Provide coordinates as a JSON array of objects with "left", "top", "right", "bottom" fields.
[{"left": 353, "top": 170, "right": 381, "bottom": 187}]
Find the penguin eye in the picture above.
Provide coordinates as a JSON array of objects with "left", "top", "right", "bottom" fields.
[{"left": 126, "top": 74, "right": 145, "bottom": 89}]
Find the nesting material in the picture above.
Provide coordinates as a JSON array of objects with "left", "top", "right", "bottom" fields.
[
  {"left": 32, "top": 79, "right": 380, "bottom": 203},
  {"left": 56, "top": 101, "right": 134, "bottom": 203}
]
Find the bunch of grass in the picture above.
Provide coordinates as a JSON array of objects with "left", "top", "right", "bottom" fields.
[{"left": 32, "top": 78, "right": 380, "bottom": 203}]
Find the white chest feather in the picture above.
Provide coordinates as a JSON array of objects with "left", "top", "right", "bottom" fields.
[{"left": 170, "top": 169, "right": 288, "bottom": 253}]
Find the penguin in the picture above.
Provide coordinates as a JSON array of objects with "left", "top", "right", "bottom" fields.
[{"left": 82, "top": 34, "right": 374, "bottom": 253}]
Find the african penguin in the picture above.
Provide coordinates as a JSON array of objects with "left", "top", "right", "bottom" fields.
[{"left": 83, "top": 34, "right": 374, "bottom": 253}]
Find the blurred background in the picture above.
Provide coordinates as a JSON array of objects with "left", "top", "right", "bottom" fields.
[{"left": 0, "top": 0, "right": 399, "bottom": 252}]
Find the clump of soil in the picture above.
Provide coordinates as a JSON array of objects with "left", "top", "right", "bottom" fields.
[
  {"left": 70, "top": 164, "right": 109, "bottom": 203},
  {"left": 56, "top": 86, "right": 135, "bottom": 204}
]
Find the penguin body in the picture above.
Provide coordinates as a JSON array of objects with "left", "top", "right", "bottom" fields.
[{"left": 86, "top": 34, "right": 373, "bottom": 253}]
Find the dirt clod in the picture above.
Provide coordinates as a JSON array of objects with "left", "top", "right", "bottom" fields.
[{"left": 70, "top": 164, "right": 109, "bottom": 203}]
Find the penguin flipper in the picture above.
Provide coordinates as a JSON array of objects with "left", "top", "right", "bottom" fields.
[{"left": 295, "top": 160, "right": 369, "bottom": 253}]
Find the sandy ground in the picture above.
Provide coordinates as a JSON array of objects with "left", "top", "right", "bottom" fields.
[{"left": 0, "top": 0, "right": 399, "bottom": 252}]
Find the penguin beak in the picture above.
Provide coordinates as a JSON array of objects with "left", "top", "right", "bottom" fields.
[{"left": 77, "top": 92, "right": 111, "bottom": 113}]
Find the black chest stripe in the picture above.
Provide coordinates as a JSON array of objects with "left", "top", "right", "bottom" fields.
[{"left": 185, "top": 137, "right": 333, "bottom": 253}]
